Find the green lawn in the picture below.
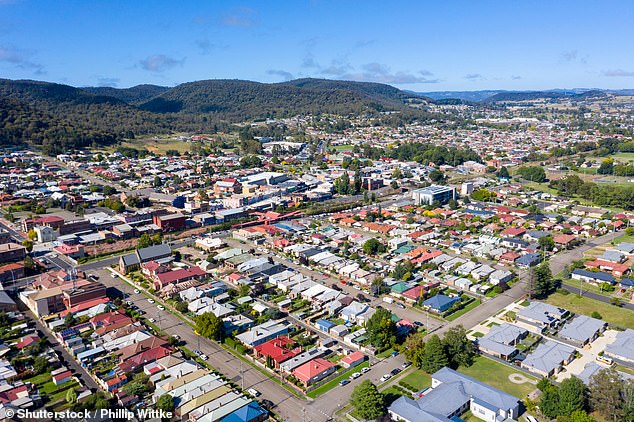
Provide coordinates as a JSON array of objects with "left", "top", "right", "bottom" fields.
[
  {"left": 24, "top": 372, "right": 52, "bottom": 386},
  {"left": 546, "top": 292, "right": 634, "bottom": 329},
  {"left": 331, "top": 144, "right": 354, "bottom": 151},
  {"left": 306, "top": 361, "right": 370, "bottom": 398},
  {"left": 610, "top": 152, "right": 634, "bottom": 162},
  {"left": 376, "top": 347, "right": 395, "bottom": 359},
  {"left": 399, "top": 368, "right": 432, "bottom": 391},
  {"left": 457, "top": 357, "right": 538, "bottom": 399},
  {"left": 613, "top": 233, "right": 634, "bottom": 245},
  {"left": 445, "top": 299, "right": 482, "bottom": 321}
]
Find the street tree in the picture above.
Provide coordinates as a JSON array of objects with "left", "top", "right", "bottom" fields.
[
  {"left": 195, "top": 312, "right": 224, "bottom": 341},
  {"left": 419, "top": 334, "right": 448, "bottom": 374},
  {"left": 589, "top": 368, "right": 624, "bottom": 421},
  {"left": 442, "top": 325, "right": 476, "bottom": 369},
  {"left": 350, "top": 381, "right": 386, "bottom": 419}
]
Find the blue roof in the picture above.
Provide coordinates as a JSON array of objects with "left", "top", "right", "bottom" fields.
[
  {"left": 620, "top": 278, "right": 634, "bottom": 287},
  {"left": 572, "top": 269, "right": 615, "bottom": 283},
  {"left": 516, "top": 252, "right": 541, "bottom": 265},
  {"left": 423, "top": 294, "right": 459, "bottom": 310},
  {"left": 315, "top": 319, "right": 336, "bottom": 329},
  {"left": 220, "top": 401, "right": 267, "bottom": 422}
]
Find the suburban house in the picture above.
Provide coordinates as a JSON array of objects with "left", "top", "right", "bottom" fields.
[
  {"left": 388, "top": 367, "right": 521, "bottom": 422},
  {"left": 558, "top": 315, "right": 606, "bottom": 347},
  {"left": 340, "top": 351, "right": 365, "bottom": 369},
  {"left": 571, "top": 269, "right": 616, "bottom": 285},
  {"left": 422, "top": 294, "right": 460, "bottom": 313},
  {"left": 235, "top": 319, "right": 292, "bottom": 348},
  {"left": 604, "top": 329, "right": 634, "bottom": 367},
  {"left": 516, "top": 302, "right": 569, "bottom": 332},
  {"left": 291, "top": 358, "right": 335, "bottom": 387},
  {"left": 521, "top": 340, "right": 576, "bottom": 377},
  {"left": 477, "top": 323, "right": 528, "bottom": 361}
]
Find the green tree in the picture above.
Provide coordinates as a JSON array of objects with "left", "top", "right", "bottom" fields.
[
  {"left": 195, "top": 312, "right": 223, "bottom": 341},
  {"left": 442, "top": 325, "right": 476, "bottom": 369},
  {"left": 597, "top": 158, "right": 614, "bottom": 175},
  {"left": 365, "top": 308, "right": 396, "bottom": 349},
  {"left": 157, "top": 394, "right": 175, "bottom": 414},
  {"left": 539, "top": 383, "right": 560, "bottom": 419},
  {"left": 539, "top": 236, "right": 555, "bottom": 252},
  {"left": 497, "top": 166, "right": 510, "bottom": 179},
  {"left": 350, "top": 381, "right": 386, "bottom": 419},
  {"left": 27, "top": 229, "right": 37, "bottom": 241},
  {"left": 122, "top": 381, "right": 148, "bottom": 397},
  {"left": 363, "top": 238, "right": 386, "bottom": 255},
  {"left": 33, "top": 356, "right": 49, "bottom": 374},
  {"left": 66, "top": 388, "right": 77, "bottom": 404},
  {"left": 21, "top": 239, "right": 33, "bottom": 252},
  {"left": 420, "top": 334, "right": 448, "bottom": 374},
  {"left": 530, "top": 262, "right": 554, "bottom": 298},
  {"left": 153, "top": 175, "right": 163, "bottom": 187},
  {"left": 558, "top": 376, "right": 587, "bottom": 416},
  {"left": 429, "top": 169, "right": 445, "bottom": 183},
  {"left": 401, "top": 332, "right": 425, "bottom": 368},
  {"left": 517, "top": 166, "right": 546, "bottom": 183},
  {"left": 589, "top": 368, "right": 624, "bottom": 422},
  {"left": 560, "top": 410, "right": 596, "bottom": 422},
  {"left": 137, "top": 233, "right": 152, "bottom": 249}
]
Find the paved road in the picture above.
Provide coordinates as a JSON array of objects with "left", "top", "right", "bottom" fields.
[
  {"left": 0, "top": 219, "right": 26, "bottom": 242},
  {"left": 96, "top": 268, "right": 353, "bottom": 422},
  {"left": 430, "top": 230, "right": 628, "bottom": 339},
  {"left": 19, "top": 302, "right": 100, "bottom": 391}
]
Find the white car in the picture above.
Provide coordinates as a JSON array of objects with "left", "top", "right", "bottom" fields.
[
  {"left": 111, "top": 273, "right": 118, "bottom": 278},
  {"left": 148, "top": 298, "right": 155, "bottom": 304},
  {"left": 353, "top": 285, "right": 361, "bottom": 290},
  {"left": 247, "top": 388, "right": 261, "bottom": 397},
  {"left": 361, "top": 367, "right": 371, "bottom": 374},
  {"left": 200, "top": 354, "right": 208, "bottom": 361},
  {"left": 349, "top": 372, "right": 361, "bottom": 379},
  {"left": 380, "top": 374, "right": 392, "bottom": 382},
  {"left": 149, "top": 318, "right": 156, "bottom": 323},
  {"left": 134, "top": 289, "right": 140, "bottom": 294},
  {"left": 157, "top": 305, "right": 165, "bottom": 311}
]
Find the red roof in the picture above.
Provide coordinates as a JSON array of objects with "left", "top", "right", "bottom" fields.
[
  {"left": 500, "top": 227, "right": 526, "bottom": 237},
  {"left": 292, "top": 358, "right": 334, "bottom": 383},
  {"left": 16, "top": 335, "right": 39, "bottom": 349},
  {"left": 155, "top": 266, "right": 205, "bottom": 285},
  {"left": 59, "top": 297, "right": 110, "bottom": 317},
  {"left": 340, "top": 351, "right": 364, "bottom": 366},
  {"left": 553, "top": 234, "right": 576, "bottom": 244},
  {"left": 254, "top": 336, "right": 301, "bottom": 364},
  {"left": 402, "top": 285, "right": 425, "bottom": 299},
  {"left": 52, "top": 370, "right": 73, "bottom": 381}
]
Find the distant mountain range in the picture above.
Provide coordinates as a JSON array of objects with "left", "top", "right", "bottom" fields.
[
  {"left": 415, "top": 88, "right": 634, "bottom": 102},
  {"left": 0, "top": 77, "right": 431, "bottom": 153}
]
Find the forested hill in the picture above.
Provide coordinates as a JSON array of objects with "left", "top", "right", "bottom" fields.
[
  {"left": 82, "top": 84, "right": 169, "bottom": 105},
  {"left": 0, "top": 77, "right": 433, "bottom": 154},
  {"left": 138, "top": 78, "right": 427, "bottom": 117}
]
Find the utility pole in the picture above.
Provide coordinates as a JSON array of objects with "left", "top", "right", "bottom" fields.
[{"left": 240, "top": 360, "right": 244, "bottom": 391}]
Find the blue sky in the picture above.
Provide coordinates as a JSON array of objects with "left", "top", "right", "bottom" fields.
[{"left": 1, "top": 0, "right": 633, "bottom": 91}]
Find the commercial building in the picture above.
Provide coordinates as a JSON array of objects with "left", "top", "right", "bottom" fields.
[{"left": 412, "top": 185, "right": 456, "bottom": 206}]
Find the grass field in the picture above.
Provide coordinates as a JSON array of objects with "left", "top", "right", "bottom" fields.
[
  {"left": 610, "top": 152, "right": 634, "bottom": 162},
  {"left": 613, "top": 233, "right": 634, "bottom": 245},
  {"left": 399, "top": 368, "right": 431, "bottom": 391},
  {"left": 445, "top": 299, "right": 482, "bottom": 321},
  {"left": 457, "top": 357, "right": 538, "bottom": 399},
  {"left": 330, "top": 144, "right": 354, "bottom": 151},
  {"left": 546, "top": 292, "right": 634, "bottom": 329}
]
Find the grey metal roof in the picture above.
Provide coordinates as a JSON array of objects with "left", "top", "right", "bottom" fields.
[
  {"left": 522, "top": 340, "right": 575, "bottom": 374},
  {"left": 605, "top": 329, "right": 634, "bottom": 363},
  {"left": 482, "top": 324, "right": 527, "bottom": 345},
  {"left": 517, "top": 302, "right": 568, "bottom": 325},
  {"left": 137, "top": 243, "right": 171, "bottom": 262},
  {"left": 558, "top": 315, "right": 605, "bottom": 343},
  {"left": 478, "top": 338, "right": 517, "bottom": 357}
]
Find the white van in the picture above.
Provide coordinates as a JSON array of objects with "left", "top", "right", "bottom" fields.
[{"left": 383, "top": 297, "right": 394, "bottom": 304}]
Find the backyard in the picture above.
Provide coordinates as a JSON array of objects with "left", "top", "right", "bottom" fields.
[
  {"left": 457, "top": 356, "right": 538, "bottom": 399},
  {"left": 546, "top": 292, "right": 634, "bottom": 329}
]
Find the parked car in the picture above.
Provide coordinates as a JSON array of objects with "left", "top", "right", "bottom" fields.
[
  {"left": 149, "top": 318, "right": 156, "bottom": 323},
  {"left": 247, "top": 388, "right": 261, "bottom": 397},
  {"left": 391, "top": 351, "right": 399, "bottom": 357},
  {"left": 361, "top": 367, "right": 371, "bottom": 374},
  {"left": 148, "top": 298, "right": 155, "bottom": 304},
  {"left": 350, "top": 372, "right": 361, "bottom": 380},
  {"left": 134, "top": 289, "right": 140, "bottom": 294},
  {"left": 391, "top": 368, "right": 401, "bottom": 376},
  {"left": 402, "top": 361, "right": 411, "bottom": 369},
  {"left": 200, "top": 354, "right": 208, "bottom": 361},
  {"left": 339, "top": 379, "right": 350, "bottom": 386},
  {"left": 157, "top": 305, "right": 165, "bottom": 311},
  {"left": 193, "top": 349, "right": 203, "bottom": 356},
  {"left": 380, "top": 374, "right": 392, "bottom": 382},
  {"left": 396, "top": 302, "right": 406, "bottom": 309}
]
